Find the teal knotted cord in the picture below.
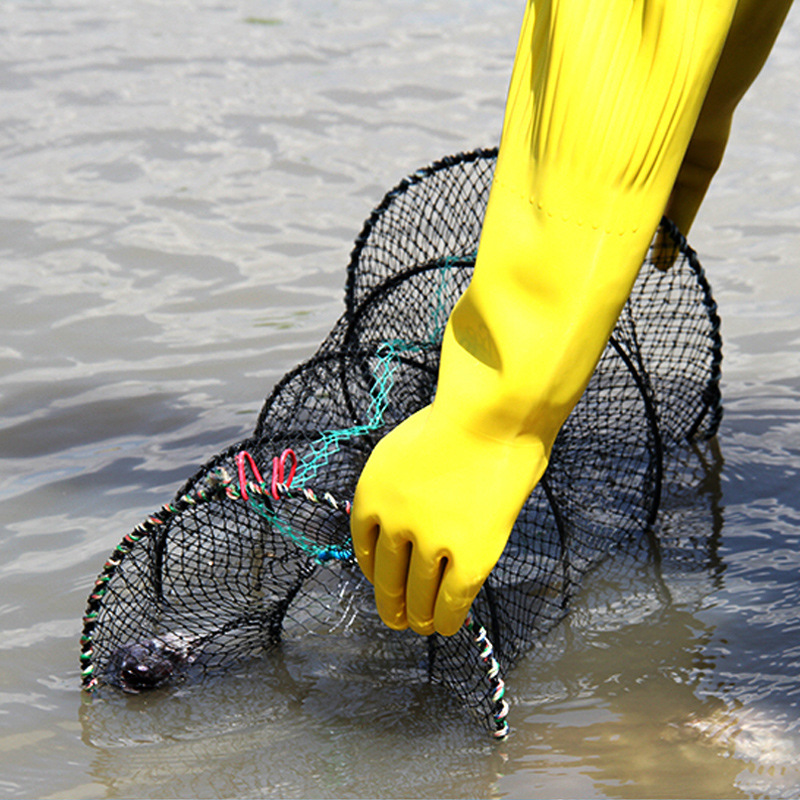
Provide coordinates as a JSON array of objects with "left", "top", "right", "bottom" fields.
[
  {"left": 291, "top": 338, "right": 415, "bottom": 489},
  {"left": 293, "top": 254, "right": 472, "bottom": 489}
]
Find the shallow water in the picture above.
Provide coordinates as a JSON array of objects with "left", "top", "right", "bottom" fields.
[{"left": 0, "top": 2, "right": 798, "bottom": 798}]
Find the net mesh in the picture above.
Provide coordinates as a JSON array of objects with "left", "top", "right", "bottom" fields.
[{"left": 80, "top": 148, "right": 722, "bottom": 737}]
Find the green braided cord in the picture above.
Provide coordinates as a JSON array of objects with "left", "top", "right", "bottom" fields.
[
  {"left": 427, "top": 255, "right": 473, "bottom": 344},
  {"left": 293, "top": 254, "right": 471, "bottom": 489},
  {"left": 292, "top": 338, "right": 424, "bottom": 487},
  {"left": 79, "top": 251, "right": 514, "bottom": 736},
  {"left": 240, "top": 481, "right": 355, "bottom": 564}
]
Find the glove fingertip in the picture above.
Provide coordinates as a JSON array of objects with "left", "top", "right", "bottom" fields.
[
  {"left": 376, "top": 595, "right": 408, "bottom": 631},
  {"left": 350, "top": 517, "right": 378, "bottom": 584}
]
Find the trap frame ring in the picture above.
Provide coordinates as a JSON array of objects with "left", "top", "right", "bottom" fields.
[{"left": 79, "top": 458, "right": 512, "bottom": 739}]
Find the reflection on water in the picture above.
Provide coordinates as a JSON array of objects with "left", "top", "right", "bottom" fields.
[
  {"left": 0, "top": 2, "right": 799, "bottom": 799},
  {"left": 78, "top": 671, "right": 506, "bottom": 800}
]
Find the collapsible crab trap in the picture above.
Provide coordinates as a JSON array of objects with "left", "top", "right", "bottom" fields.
[{"left": 80, "top": 148, "right": 722, "bottom": 738}]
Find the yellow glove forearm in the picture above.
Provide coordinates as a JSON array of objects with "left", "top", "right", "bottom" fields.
[{"left": 437, "top": 0, "right": 740, "bottom": 447}]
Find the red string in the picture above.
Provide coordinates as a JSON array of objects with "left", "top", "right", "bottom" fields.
[
  {"left": 271, "top": 449, "right": 297, "bottom": 500},
  {"left": 235, "top": 451, "right": 263, "bottom": 502},
  {"left": 236, "top": 448, "right": 297, "bottom": 502}
]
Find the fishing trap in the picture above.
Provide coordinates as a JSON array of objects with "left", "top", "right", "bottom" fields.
[{"left": 80, "top": 148, "right": 722, "bottom": 738}]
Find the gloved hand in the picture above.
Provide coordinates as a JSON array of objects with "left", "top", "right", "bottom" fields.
[
  {"left": 351, "top": 404, "right": 548, "bottom": 636},
  {"left": 352, "top": 0, "right": 742, "bottom": 636}
]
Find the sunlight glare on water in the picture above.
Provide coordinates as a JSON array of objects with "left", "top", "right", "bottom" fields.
[{"left": 0, "top": 2, "right": 799, "bottom": 798}]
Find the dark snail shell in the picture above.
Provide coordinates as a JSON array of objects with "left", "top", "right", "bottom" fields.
[{"left": 108, "top": 632, "right": 197, "bottom": 693}]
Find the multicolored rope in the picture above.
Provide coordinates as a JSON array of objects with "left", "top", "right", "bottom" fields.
[{"left": 465, "top": 612, "right": 510, "bottom": 739}]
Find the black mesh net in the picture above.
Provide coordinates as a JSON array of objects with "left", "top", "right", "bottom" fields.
[{"left": 80, "top": 148, "right": 722, "bottom": 738}]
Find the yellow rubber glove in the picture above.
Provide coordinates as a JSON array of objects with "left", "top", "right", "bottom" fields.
[{"left": 352, "top": 0, "right": 756, "bottom": 637}]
